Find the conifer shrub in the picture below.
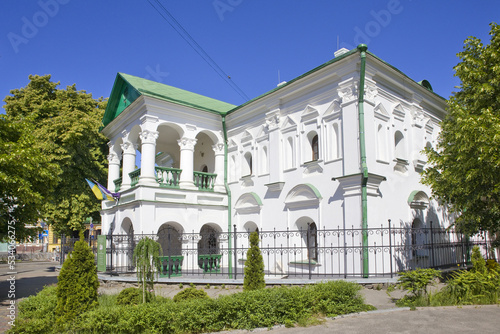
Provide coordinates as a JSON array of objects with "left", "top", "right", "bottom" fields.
[
  {"left": 173, "top": 287, "right": 209, "bottom": 303},
  {"left": 486, "top": 259, "right": 500, "bottom": 272},
  {"left": 55, "top": 236, "right": 99, "bottom": 326},
  {"left": 133, "top": 237, "right": 162, "bottom": 303},
  {"left": 243, "top": 231, "right": 265, "bottom": 291},
  {"left": 116, "top": 287, "right": 152, "bottom": 305}
]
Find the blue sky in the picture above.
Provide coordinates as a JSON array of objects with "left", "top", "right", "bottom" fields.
[{"left": 1, "top": 0, "right": 499, "bottom": 111}]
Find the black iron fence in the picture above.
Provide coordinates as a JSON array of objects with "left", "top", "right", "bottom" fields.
[{"left": 89, "top": 221, "right": 493, "bottom": 279}]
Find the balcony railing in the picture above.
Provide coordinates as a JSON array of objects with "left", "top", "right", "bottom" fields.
[
  {"left": 113, "top": 177, "right": 122, "bottom": 192},
  {"left": 155, "top": 167, "right": 182, "bottom": 188},
  {"left": 159, "top": 255, "right": 184, "bottom": 277},
  {"left": 129, "top": 169, "right": 141, "bottom": 187},
  {"left": 193, "top": 171, "right": 217, "bottom": 191},
  {"left": 198, "top": 254, "right": 222, "bottom": 273},
  {"left": 116, "top": 168, "right": 215, "bottom": 192}
]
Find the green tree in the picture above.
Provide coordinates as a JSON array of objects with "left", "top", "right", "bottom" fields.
[
  {"left": 3, "top": 74, "right": 108, "bottom": 234},
  {"left": 0, "top": 116, "right": 58, "bottom": 240},
  {"left": 133, "top": 237, "right": 162, "bottom": 303},
  {"left": 243, "top": 231, "right": 265, "bottom": 291},
  {"left": 422, "top": 23, "right": 500, "bottom": 241},
  {"left": 55, "top": 234, "right": 99, "bottom": 326}
]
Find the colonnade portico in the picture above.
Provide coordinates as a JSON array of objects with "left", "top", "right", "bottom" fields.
[{"left": 106, "top": 121, "right": 225, "bottom": 193}]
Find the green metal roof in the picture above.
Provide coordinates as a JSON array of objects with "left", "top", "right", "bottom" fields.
[
  {"left": 101, "top": 73, "right": 236, "bottom": 128},
  {"left": 102, "top": 46, "right": 446, "bottom": 129},
  {"left": 226, "top": 47, "right": 446, "bottom": 114}
]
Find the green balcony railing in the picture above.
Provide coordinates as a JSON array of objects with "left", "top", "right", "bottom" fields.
[
  {"left": 129, "top": 169, "right": 141, "bottom": 187},
  {"left": 155, "top": 167, "right": 182, "bottom": 188},
  {"left": 159, "top": 255, "right": 184, "bottom": 277},
  {"left": 125, "top": 168, "right": 215, "bottom": 191},
  {"left": 198, "top": 254, "right": 222, "bottom": 273},
  {"left": 193, "top": 171, "right": 217, "bottom": 191},
  {"left": 113, "top": 177, "right": 122, "bottom": 192}
]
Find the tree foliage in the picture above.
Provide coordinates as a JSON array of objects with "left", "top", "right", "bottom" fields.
[
  {"left": 55, "top": 235, "right": 99, "bottom": 326},
  {"left": 422, "top": 23, "right": 500, "bottom": 240},
  {"left": 133, "top": 237, "right": 162, "bottom": 303},
  {"left": 0, "top": 115, "right": 58, "bottom": 240},
  {"left": 243, "top": 231, "right": 265, "bottom": 291},
  {"left": 2, "top": 75, "right": 108, "bottom": 235}
]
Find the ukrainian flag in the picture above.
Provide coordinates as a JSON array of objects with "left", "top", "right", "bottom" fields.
[{"left": 86, "top": 179, "right": 114, "bottom": 201}]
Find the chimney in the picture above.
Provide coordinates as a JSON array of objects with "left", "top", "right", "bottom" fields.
[{"left": 334, "top": 48, "right": 350, "bottom": 58}]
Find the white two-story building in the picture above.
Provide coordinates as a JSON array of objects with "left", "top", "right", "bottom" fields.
[{"left": 99, "top": 45, "right": 462, "bottom": 278}]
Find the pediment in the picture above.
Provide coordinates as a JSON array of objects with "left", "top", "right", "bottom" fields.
[
  {"left": 425, "top": 119, "right": 434, "bottom": 135},
  {"left": 393, "top": 103, "right": 405, "bottom": 121},
  {"left": 256, "top": 125, "right": 268, "bottom": 141},
  {"left": 323, "top": 99, "right": 342, "bottom": 119},
  {"left": 228, "top": 138, "right": 238, "bottom": 151},
  {"left": 284, "top": 184, "right": 322, "bottom": 208},
  {"left": 241, "top": 129, "right": 253, "bottom": 143},
  {"left": 301, "top": 104, "right": 320, "bottom": 122},
  {"left": 281, "top": 116, "right": 297, "bottom": 132},
  {"left": 374, "top": 103, "right": 390, "bottom": 122},
  {"left": 408, "top": 190, "right": 430, "bottom": 209},
  {"left": 235, "top": 192, "right": 263, "bottom": 213}
]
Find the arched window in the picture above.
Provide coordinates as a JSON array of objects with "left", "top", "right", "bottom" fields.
[
  {"left": 285, "top": 137, "right": 294, "bottom": 169},
  {"left": 157, "top": 224, "right": 182, "bottom": 256},
  {"left": 394, "top": 131, "right": 406, "bottom": 160},
  {"left": 331, "top": 123, "right": 340, "bottom": 159},
  {"left": 377, "top": 124, "right": 387, "bottom": 161},
  {"left": 311, "top": 135, "right": 319, "bottom": 161},
  {"left": 229, "top": 155, "right": 236, "bottom": 182},
  {"left": 260, "top": 146, "right": 268, "bottom": 174},
  {"left": 411, "top": 219, "right": 427, "bottom": 260},
  {"left": 242, "top": 152, "right": 253, "bottom": 176},
  {"left": 308, "top": 223, "right": 318, "bottom": 261}
]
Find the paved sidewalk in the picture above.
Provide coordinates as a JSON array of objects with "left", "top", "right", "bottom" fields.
[{"left": 0, "top": 261, "right": 59, "bottom": 333}]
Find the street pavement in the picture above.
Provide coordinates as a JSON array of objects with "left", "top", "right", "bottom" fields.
[{"left": 1, "top": 261, "right": 499, "bottom": 333}]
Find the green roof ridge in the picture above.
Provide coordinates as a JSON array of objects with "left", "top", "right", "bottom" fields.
[
  {"left": 226, "top": 48, "right": 445, "bottom": 115},
  {"left": 226, "top": 48, "right": 359, "bottom": 114}
]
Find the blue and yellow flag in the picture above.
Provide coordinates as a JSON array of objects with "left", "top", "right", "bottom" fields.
[{"left": 86, "top": 179, "right": 115, "bottom": 201}]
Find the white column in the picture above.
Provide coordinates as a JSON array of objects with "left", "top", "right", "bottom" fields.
[
  {"left": 120, "top": 141, "right": 137, "bottom": 190},
  {"left": 178, "top": 137, "right": 197, "bottom": 189},
  {"left": 107, "top": 152, "right": 121, "bottom": 191},
  {"left": 139, "top": 130, "right": 159, "bottom": 186},
  {"left": 212, "top": 143, "right": 225, "bottom": 192}
]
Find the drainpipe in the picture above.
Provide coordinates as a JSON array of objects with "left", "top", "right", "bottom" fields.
[
  {"left": 222, "top": 115, "right": 233, "bottom": 278},
  {"left": 357, "top": 44, "right": 369, "bottom": 278}
]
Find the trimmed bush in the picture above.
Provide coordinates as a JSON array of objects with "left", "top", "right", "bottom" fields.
[
  {"left": 173, "top": 287, "right": 209, "bottom": 303},
  {"left": 55, "top": 237, "right": 99, "bottom": 326},
  {"left": 14, "top": 280, "right": 373, "bottom": 333},
  {"left": 243, "top": 231, "right": 265, "bottom": 291},
  {"left": 9, "top": 285, "right": 57, "bottom": 334},
  {"left": 116, "top": 287, "right": 152, "bottom": 305}
]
